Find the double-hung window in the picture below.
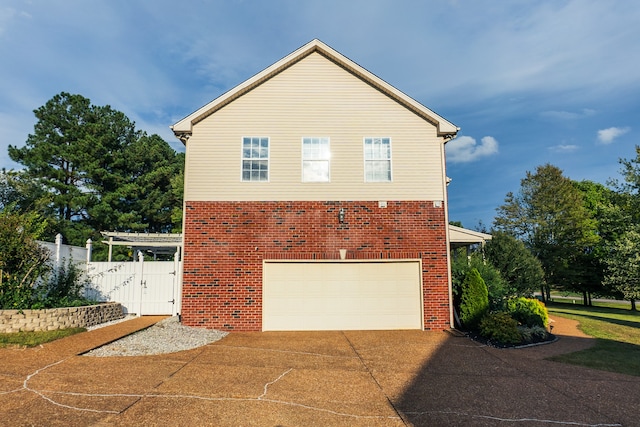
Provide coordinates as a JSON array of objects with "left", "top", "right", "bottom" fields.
[
  {"left": 302, "top": 137, "right": 330, "bottom": 182},
  {"left": 242, "top": 137, "right": 269, "bottom": 182},
  {"left": 364, "top": 137, "right": 391, "bottom": 182}
]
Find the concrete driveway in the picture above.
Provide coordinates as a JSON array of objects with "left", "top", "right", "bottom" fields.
[{"left": 0, "top": 317, "right": 638, "bottom": 426}]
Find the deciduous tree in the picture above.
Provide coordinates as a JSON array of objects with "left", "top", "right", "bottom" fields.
[
  {"left": 494, "top": 164, "right": 598, "bottom": 303},
  {"left": 603, "top": 227, "right": 640, "bottom": 310}
]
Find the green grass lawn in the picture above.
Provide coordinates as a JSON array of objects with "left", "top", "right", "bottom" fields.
[
  {"left": 547, "top": 292, "right": 632, "bottom": 309},
  {"left": 0, "top": 328, "right": 86, "bottom": 348},
  {"left": 547, "top": 302, "right": 640, "bottom": 376}
]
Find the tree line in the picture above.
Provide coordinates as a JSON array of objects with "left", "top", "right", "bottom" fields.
[
  {"left": 1, "top": 92, "right": 184, "bottom": 261},
  {"left": 489, "top": 157, "right": 640, "bottom": 310}
]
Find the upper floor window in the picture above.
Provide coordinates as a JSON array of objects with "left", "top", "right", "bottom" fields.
[
  {"left": 364, "top": 137, "right": 391, "bottom": 182},
  {"left": 242, "top": 137, "right": 269, "bottom": 182},
  {"left": 302, "top": 137, "right": 330, "bottom": 182}
]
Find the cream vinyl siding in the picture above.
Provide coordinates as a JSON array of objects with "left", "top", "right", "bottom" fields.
[{"left": 184, "top": 52, "right": 445, "bottom": 202}]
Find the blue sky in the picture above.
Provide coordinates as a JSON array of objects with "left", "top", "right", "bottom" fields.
[{"left": 1, "top": 0, "right": 638, "bottom": 228}]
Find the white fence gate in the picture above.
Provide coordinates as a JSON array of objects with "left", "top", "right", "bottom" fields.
[{"left": 85, "top": 252, "right": 181, "bottom": 316}]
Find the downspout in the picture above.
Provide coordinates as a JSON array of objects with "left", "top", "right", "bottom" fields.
[
  {"left": 173, "top": 128, "right": 191, "bottom": 321},
  {"left": 441, "top": 131, "right": 459, "bottom": 330}
]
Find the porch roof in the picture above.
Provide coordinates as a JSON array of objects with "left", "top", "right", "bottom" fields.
[{"left": 448, "top": 225, "right": 492, "bottom": 249}]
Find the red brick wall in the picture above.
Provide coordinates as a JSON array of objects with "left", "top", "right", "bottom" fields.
[{"left": 181, "top": 201, "right": 451, "bottom": 331}]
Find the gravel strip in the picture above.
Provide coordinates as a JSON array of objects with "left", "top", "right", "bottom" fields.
[{"left": 84, "top": 316, "right": 228, "bottom": 357}]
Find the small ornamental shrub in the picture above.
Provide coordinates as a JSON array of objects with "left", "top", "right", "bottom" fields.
[
  {"left": 518, "top": 325, "right": 549, "bottom": 344},
  {"left": 34, "top": 260, "right": 95, "bottom": 309},
  {"left": 459, "top": 268, "right": 489, "bottom": 330},
  {"left": 507, "top": 297, "right": 549, "bottom": 328},
  {"left": 479, "top": 312, "right": 521, "bottom": 345}
]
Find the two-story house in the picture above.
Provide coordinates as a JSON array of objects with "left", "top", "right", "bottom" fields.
[{"left": 171, "top": 39, "right": 459, "bottom": 331}]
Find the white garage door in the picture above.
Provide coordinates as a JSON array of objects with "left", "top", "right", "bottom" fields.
[{"left": 263, "top": 261, "right": 422, "bottom": 331}]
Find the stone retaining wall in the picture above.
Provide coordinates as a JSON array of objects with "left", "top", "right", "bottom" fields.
[{"left": 0, "top": 302, "right": 124, "bottom": 333}]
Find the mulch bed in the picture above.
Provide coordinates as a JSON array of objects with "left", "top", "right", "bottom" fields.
[{"left": 465, "top": 330, "right": 557, "bottom": 349}]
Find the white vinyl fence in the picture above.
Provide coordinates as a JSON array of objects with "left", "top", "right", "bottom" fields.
[
  {"left": 37, "top": 233, "right": 90, "bottom": 267},
  {"left": 38, "top": 236, "right": 181, "bottom": 316}
]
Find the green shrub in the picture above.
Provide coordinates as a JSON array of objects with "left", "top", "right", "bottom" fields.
[
  {"left": 0, "top": 209, "right": 50, "bottom": 309},
  {"left": 459, "top": 268, "right": 489, "bottom": 330},
  {"left": 518, "top": 325, "right": 549, "bottom": 344},
  {"left": 507, "top": 297, "right": 549, "bottom": 328},
  {"left": 34, "top": 260, "right": 94, "bottom": 309},
  {"left": 484, "top": 231, "right": 545, "bottom": 298},
  {"left": 451, "top": 250, "right": 510, "bottom": 311},
  {"left": 479, "top": 312, "right": 522, "bottom": 345}
]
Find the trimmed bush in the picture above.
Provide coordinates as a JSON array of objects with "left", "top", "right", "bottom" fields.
[
  {"left": 518, "top": 325, "right": 549, "bottom": 344},
  {"left": 479, "top": 312, "right": 521, "bottom": 345},
  {"left": 507, "top": 297, "right": 549, "bottom": 328},
  {"left": 459, "top": 268, "right": 489, "bottom": 330}
]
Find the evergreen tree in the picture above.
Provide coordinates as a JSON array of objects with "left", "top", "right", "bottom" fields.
[
  {"left": 459, "top": 268, "right": 489, "bottom": 330},
  {"left": 7, "top": 92, "right": 184, "bottom": 247},
  {"left": 484, "top": 231, "right": 544, "bottom": 298}
]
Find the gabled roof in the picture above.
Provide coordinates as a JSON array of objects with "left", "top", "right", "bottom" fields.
[{"left": 171, "top": 39, "right": 458, "bottom": 142}]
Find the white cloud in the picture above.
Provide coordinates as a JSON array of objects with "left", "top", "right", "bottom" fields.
[
  {"left": 446, "top": 136, "right": 499, "bottom": 163},
  {"left": 597, "top": 127, "right": 630, "bottom": 144},
  {"left": 540, "top": 109, "right": 596, "bottom": 120},
  {"left": 549, "top": 144, "right": 579, "bottom": 153}
]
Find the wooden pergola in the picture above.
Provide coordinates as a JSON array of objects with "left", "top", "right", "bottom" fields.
[{"left": 101, "top": 232, "right": 183, "bottom": 262}]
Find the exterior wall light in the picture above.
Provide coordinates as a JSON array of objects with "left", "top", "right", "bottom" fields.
[{"left": 338, "top": 208, "right": 345, "bottom": 223}]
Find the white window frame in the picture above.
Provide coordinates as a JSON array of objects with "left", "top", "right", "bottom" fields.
[
  {"left": 301, "top": 137, "right": 331, "bottom": 183},
  {"left": 363, "top": 137, "right": 392, "bottom": 182},
  {"left": 241, "top": 136, "right": 270, "bottom": 182}
]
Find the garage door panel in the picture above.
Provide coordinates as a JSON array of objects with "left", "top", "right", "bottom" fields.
[{"left": 263, "top": 261, "right": 422, "bottom": 331}]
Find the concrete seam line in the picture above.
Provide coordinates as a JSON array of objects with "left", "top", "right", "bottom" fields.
[{"left": 341, "top": 331, "right": 410, "bottom": 426}]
